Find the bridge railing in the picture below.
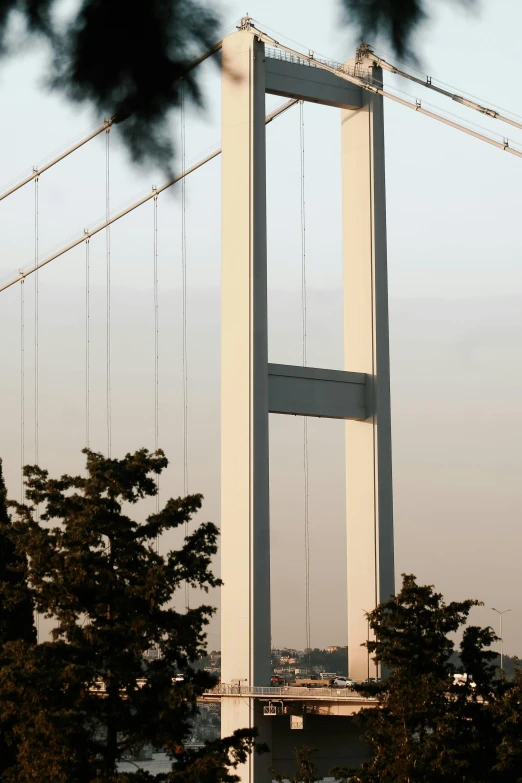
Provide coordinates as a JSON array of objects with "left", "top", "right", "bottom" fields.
[
  {"left": 263, "top": 47, "right": 371, "bottom": 81},
  {"left": 206, "top": 684, "right": 375, "bottom": 700}
]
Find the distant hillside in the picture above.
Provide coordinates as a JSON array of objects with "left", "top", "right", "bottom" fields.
[{"left": 450, "top": 651, "right": 519, "bottom": 680}]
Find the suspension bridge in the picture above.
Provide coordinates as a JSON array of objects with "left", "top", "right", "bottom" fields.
[{"left": 2, "top": 15, "right": 522, "bottom": 782}]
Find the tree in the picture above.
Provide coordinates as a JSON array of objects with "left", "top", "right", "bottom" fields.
[
  {"left": 339, "top": 574, "right": 501, "bottom": 783},
  {"left": 0, "top": 448, "right": 260, "bottom": 781},
  {"left": 0, "top": 0, "right": 221, "bottom": 170},
  {"left": 306, "top": 647, "right": 348, "bottom": 677},
  {"left": 491, "top": 663, "right": 522, "bottom": 781},
  {"left": 0, "top": 0, "right": 474, "bottom": 169},
  {"left": 0, "top": 458, "right": 35, "bottom": 646},
  {"left": 0, "top": 458, "right": 36, "bottom": 778},
  {"left": 339, "top": 0, "right": 474, "bottom": 61},
  {"left": 270, "top": 746, "right": 322, "bottom": 783},
  {"left": 169, "top": 729, "right": 269, "bottom": 783}
]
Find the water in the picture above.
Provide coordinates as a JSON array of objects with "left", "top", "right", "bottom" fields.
[
  {"left": 117, "top": 753, "right": 337, "bottom": 781},
  {"left": 118, "top": 752, "right": 172, "bottom": 775}
]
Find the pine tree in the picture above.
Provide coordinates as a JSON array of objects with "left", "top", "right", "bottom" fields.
[
  {"left": 491, "top": 663, "right": 522, "bottom": 781},
  {"left": 340, "top": 574, "right": 500, "bottom": 783},
  {"left": 0, "top": 0, "right": 468, "bottom": 169},
  {"left": 0, "top": 458, "right": 36, "bottom": 646},
  {"left": 0, "top": 448, "right": 259, "bottom": 781},
  {"left": 0, "top": 458, "right": 36, "bottom": 778}
]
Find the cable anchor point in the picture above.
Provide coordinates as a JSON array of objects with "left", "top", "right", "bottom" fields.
[
  {"left": 356, "top": 43, "right": 373, "bottom": 64},
  {"left": 239, "top": 14, "right": 253, "bottom": 31}
]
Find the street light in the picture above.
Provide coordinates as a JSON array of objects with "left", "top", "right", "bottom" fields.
[
  {"left": 492, "top": 608, "right": 511, "bottom": 672},
  {"left": 363, "top": 609, "right": 370, "bottom": 680}
]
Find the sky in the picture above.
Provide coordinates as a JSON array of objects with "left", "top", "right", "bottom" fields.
[{"left": 1, "top": 0, "right": 522, "bottom": 657}]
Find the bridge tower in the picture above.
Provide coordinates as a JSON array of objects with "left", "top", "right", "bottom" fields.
[{"left": 220, "top": 22, "right": 394, "bottom": 782}]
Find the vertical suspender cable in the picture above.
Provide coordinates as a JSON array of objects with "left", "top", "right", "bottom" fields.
[
  {"left": 34, "top": 174, "right": 40, "bottom": 642},
  {"left": 20, "top": 279, "right": 25, "bottom": 503},
  {"left": 300, "top": 101, "right": 311, "bottom": 668},
  {"left": 85, "top": 236, "right": 90, "bottom": 448},
  {"left": 153, "top": 191, "right": 160, "bottom": 552},
  {"left": 105, "top": 127, "right": 112, "bottom": 457},
  {"left": 34, "top": 174, "right": 39, "bottom": 475},
  {"left": 181, "top": 83, "right": 189, "bottom": 609}
]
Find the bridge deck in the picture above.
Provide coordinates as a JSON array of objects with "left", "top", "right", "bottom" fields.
[{"left": 200, "top": 685, "right": 377, "bottom": 714}]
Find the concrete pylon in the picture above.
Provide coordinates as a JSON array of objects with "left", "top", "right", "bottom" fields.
[
  {"left": 342, "top": 56, "right": 395, "bottom": 681},
  {"left": 220, "top": 28, "right": 273, "bottom": 783},
  {"left": 219, "top": 27, "right": 394, "bottom": 781}
]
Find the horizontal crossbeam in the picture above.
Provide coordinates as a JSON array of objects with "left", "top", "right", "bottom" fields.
[
  {"left": 265, "top": 57, "right": 363, "bottom": 109},
  {"left": 268, "top": 363, "right": 366, "bottom": 420}
]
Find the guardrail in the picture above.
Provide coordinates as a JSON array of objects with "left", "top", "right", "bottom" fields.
[
  {"left": 204, "top": 684, "right": 376, "bottom": 700},
  {"left": 264, "top": 46, "right": 371, "bottom": 81}
]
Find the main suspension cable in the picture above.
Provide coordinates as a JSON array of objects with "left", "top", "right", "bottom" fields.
[
  {"left": 300, "top": 101, "right": 311, "bottom": 667},
  {"left": 181, "top": 83, "right": 189, "bottom": 609},
  {"left": 105, "top": 127, "right": 112, "bottom": 458},
  {"left": 0, "top": 119, "right": 114, "bottom": 203},
  {"left": 369, "top": 48, "right": 522, "bottom": 135},
  {"left": 253, "top": 26, "right": 522, "bottom": 161},
  {"left": 0, "top": 38, "right": 225, "bottom": 204},
  {"left": 0, "top": 98, "right": 298, "bottom": 294}
]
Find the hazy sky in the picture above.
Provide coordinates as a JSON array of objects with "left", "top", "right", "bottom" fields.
[{"left": 1, "top": 0, "right": 522, "bottom": 657}]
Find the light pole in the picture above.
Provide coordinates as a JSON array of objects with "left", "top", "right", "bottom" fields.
[
  {"left": 492, "top": 608, "right": 511, "bottom": 672},
  {"left": 363, "top": 609, "right": 370, "bottom": 680}
]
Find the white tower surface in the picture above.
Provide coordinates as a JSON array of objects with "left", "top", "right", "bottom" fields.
[
  {"left": 342, "top": 53, "right": 395, "bottom": 681},
  {"left": 220, "top": 25, "right": 394, "bottom": 781},
  {"left": 220, "top": 28, "right": 273, "bottom": 783}
]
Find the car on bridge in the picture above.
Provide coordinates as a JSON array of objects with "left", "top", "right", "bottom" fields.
[
  {"left": 330, "top": 676, "right": 357, "bottom": 689},
  {"left": 453, "top": 673, "right": 476, "bottom": 689}
]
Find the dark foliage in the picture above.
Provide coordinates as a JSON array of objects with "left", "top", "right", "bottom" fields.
[
  {"left": 305, "top": 647, "right": 348, "bottom": 677},
  {"left": 340, "top": 0, "right": 476, "bottom": 61},
  {"left": 0, "top": 458, "right": 35, "bottom": 646},
  {"left": 493, "top": 664, "right": 522, "bottom": 780},
  {"left": 168, "top": 728, "right": 268, "bottom": 783},
  {"left": 340, "top": 0, "right": 427, "bottom": 60},
  {"left": 0, "top": 458, "right": 36, "bottom": 778},
  {"left": 0, "top": 448, "right": 260, "bottom": 781},
  {"left": 0, "top": 0, "right": 478, "bottom": 167},
  {"left": 338, "top": 574, "right": 504, "bottom": 782},
  {"left": 0, "top": 0, "right": 221, "bottom": 170},
  {"left": 270, "top": 746, "right": 322, "bottom": 783}
]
